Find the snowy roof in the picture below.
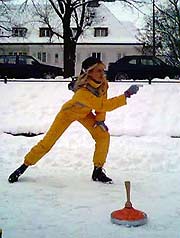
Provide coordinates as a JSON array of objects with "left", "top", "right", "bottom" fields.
[
  {"left": 0, "top": 3, "right": 142, "bottom": 45},
  {"left": 78, "top": 4, "right": 140, "bottom": 44},
  {"left": 103, "top": 2, "right": 145, "bottom": 28}
]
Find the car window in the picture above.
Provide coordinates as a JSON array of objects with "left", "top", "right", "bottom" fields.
[
  {"left": 153, "top": 58, "right": 164, "bottom": 66},
  {"left": 19, "top": 56, "right": 27, "bottom": 64},
  {"left": 19, "top": 56, "right": 38, "bottom": 65},
  {"left": 5, "top": 56, "right": 16, "bottom": 64},
  {"left": 141, "top": 59, "right": 154, "bottom": 66},
  {"left": 0, "top": 56, "right": 5, "bottom": 63},
  {"left": 128, "top": 59, "right": 137, "bottom": 64}
]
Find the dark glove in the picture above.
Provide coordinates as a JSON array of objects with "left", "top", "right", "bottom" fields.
[
  {"left": 124, "top": 85, "right": 139, "bottom": 98},
  {"left": 94, "top": 121, "right": 109, "bottom": 131},
  {"left": 68, "top": 76, "right": 77, "bottom": 91}
]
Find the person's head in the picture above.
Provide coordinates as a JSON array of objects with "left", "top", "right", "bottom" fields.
[{"left": 81, "top": 57, "right": 106, "bottom": 82}]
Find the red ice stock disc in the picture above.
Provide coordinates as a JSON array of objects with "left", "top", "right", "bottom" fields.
[
  {"left": 111, "top": 181, "right": 148, "bottom": 227},
  {"left": 111, "top": 206, "right": 147, "bottom": 227}
]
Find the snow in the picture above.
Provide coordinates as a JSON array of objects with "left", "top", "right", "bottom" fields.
[
  {"left": 0, "top": 3, "right": 140, "bottom": 44},
  {"left": 80, "top": 4, "right": 140, "bottom": 44},
  {"left": 1, "top": 80, "right": 180, "bottom": 238},
  {"left": 103, "top": 1, "right": 146, "bottom": 28}
]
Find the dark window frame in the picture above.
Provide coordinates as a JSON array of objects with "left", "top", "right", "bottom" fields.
[
  {"left": 92, "top": 52, "right": 101, "bottom": 60},
  {"left": 94, "top": 27, "right": 108, "bottom": 37},
  {"left": 39, "top": 28, "right": 53, "bottom": 37},
  {"left": 12, "top": 27, "right": 27, "bottom": 37}
]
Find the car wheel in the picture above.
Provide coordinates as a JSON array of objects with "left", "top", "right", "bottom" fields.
[
  {"left": 115, "top": 72, "right": 129, "bottom": 81},
  {"left": 173, "top": 74, "right": 180, "bottom": 80},
  {"left": 43, "top": 72, "right": 55, "bottom": 79}
]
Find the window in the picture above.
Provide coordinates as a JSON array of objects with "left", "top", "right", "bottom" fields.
[
  {"left": 37, "top": 52, "right": 47, "bottom": 62},
  {"left": 92, "top": 52, "right": 101, "bottom": 60},
  {"left": 0, "top": 56, "right": 4, "bottom": 63},
  {"left": 128, "top": 59, "right": 137, "bottom": 65},
  {"left": 19, "top": 52, "right": 27, "bottom": 56},
  {"left": 42, "top": 52, "right": 47, "bottom": 62},
  {"left": 54, "top": 53, "right": 59, "bottom": 64},
  {"left": 12, "top": 27, "right": 27, "bottom": 37},
  {"left": 87, "top": 0, "right": 99, "bottom": 7},
  {"left": 141, "top": 59, "right": 154, "bottom": 66},
  {"left": 18, "top": 56, "right": 27, "bottom": 64},
  {"left": 5, "top": 56, "right": 16, "bottom": 64},
  {"left": 37, "top": 52, "right": 42, "bottom": 61},
  {"left": 8, "top": 52, "right": 27, "bottom": 56},
  {"left": 19, "top": 56, "right": 37, "bottom": 65},
  {"left": 94, "top": 27, "right": 108, "bottom": 37},
  {"left": 39, "top": 28, "right": 52, "bottom": 37}
]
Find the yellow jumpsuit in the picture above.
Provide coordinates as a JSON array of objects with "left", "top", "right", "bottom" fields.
[{"left": 24, "top": 82, "right": 127, "bottom": 168}]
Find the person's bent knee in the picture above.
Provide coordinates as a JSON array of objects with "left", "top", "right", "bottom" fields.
[{"left": 93, "top": 128, "right": 110, "bottom": 141}]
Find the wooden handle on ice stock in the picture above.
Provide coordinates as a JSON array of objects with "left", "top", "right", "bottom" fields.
[{"left": 125, "top": 181, "right": 132, "bottom": 208}]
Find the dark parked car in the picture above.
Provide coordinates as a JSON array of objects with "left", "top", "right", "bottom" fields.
[
  {"left": 0, "top": 55, "right": 63, "bottom": 79},
  {"left": 107, "top": 55, "right": 180, "bottom": 81}
]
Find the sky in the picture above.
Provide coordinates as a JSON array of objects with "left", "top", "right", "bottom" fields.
[{"left": 0, "top": 78, "right": 180, "bottom": 238}]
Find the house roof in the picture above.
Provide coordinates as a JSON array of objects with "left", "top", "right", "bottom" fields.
[
  {"left": 78, "top": 4, "right": 140, "bottom": 44},
  {"left": 0, "top": 3, "right": 142, "bottom": 45}
]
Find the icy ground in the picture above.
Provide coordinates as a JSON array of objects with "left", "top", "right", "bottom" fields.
[{"left": 0, "top": 81, "right": 180, "bottom": 238}]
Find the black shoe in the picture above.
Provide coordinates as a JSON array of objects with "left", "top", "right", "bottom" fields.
[
  {"left": 92, "top": 166, "right": 113, "bottom": 184},
  {"left": 8, "top": 164, "right": 28, "bottom": 183}
]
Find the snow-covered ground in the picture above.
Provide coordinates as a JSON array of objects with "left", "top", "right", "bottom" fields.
[{"left": 0, "top": 80, "right": 180, "bottom": 238}]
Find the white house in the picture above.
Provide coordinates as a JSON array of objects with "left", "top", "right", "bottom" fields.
[{"left": 0, "top": 3, "right": 144, "bottom": 75}]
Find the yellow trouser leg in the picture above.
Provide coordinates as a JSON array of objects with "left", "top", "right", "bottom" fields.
[
  {"left": 78, "top": 113, "right": 110, "bottom": 168},
  {"left": 24, "top": 111, "right": 74, "bottom": 165}
]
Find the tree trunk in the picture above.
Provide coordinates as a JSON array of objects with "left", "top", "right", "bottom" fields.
[{"left": 63, "top": 37, "right": 76, "bottom": 78}]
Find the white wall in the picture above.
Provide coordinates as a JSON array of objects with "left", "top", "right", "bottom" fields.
[
  {"left": 1, "top": 43, "right": 143, "bottom": 75},
  {"left": 75, "top": 44, "right": 142, "bottom": 75}
]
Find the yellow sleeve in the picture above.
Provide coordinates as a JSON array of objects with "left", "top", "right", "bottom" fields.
[{"left": 72, "top": 88, "right": 127, "bottom": 112}]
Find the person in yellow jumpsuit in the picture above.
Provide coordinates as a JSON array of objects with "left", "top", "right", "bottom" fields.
[{"left": 8, "top": 57, "right": 140, "bottom": 184}]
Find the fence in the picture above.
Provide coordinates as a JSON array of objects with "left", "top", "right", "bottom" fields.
[{"left": 0, "top": 78, "right": 180, "bottom": 84}]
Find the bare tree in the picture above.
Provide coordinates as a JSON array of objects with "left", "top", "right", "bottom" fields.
[
  {"left": 0, "top": 0, "right": 13, "bottom": 34},
  {"left": 24, "top": 0, "right": 146, "bottom": 77},
  {"left": 139, "top": 0, "right": 180, "bottom": 66},
  {"left": 26, "top": 0, "right": 97, "bottom": 77},
  {"left": 2, "top": 0, "right": 147, "bottom": 77}
]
